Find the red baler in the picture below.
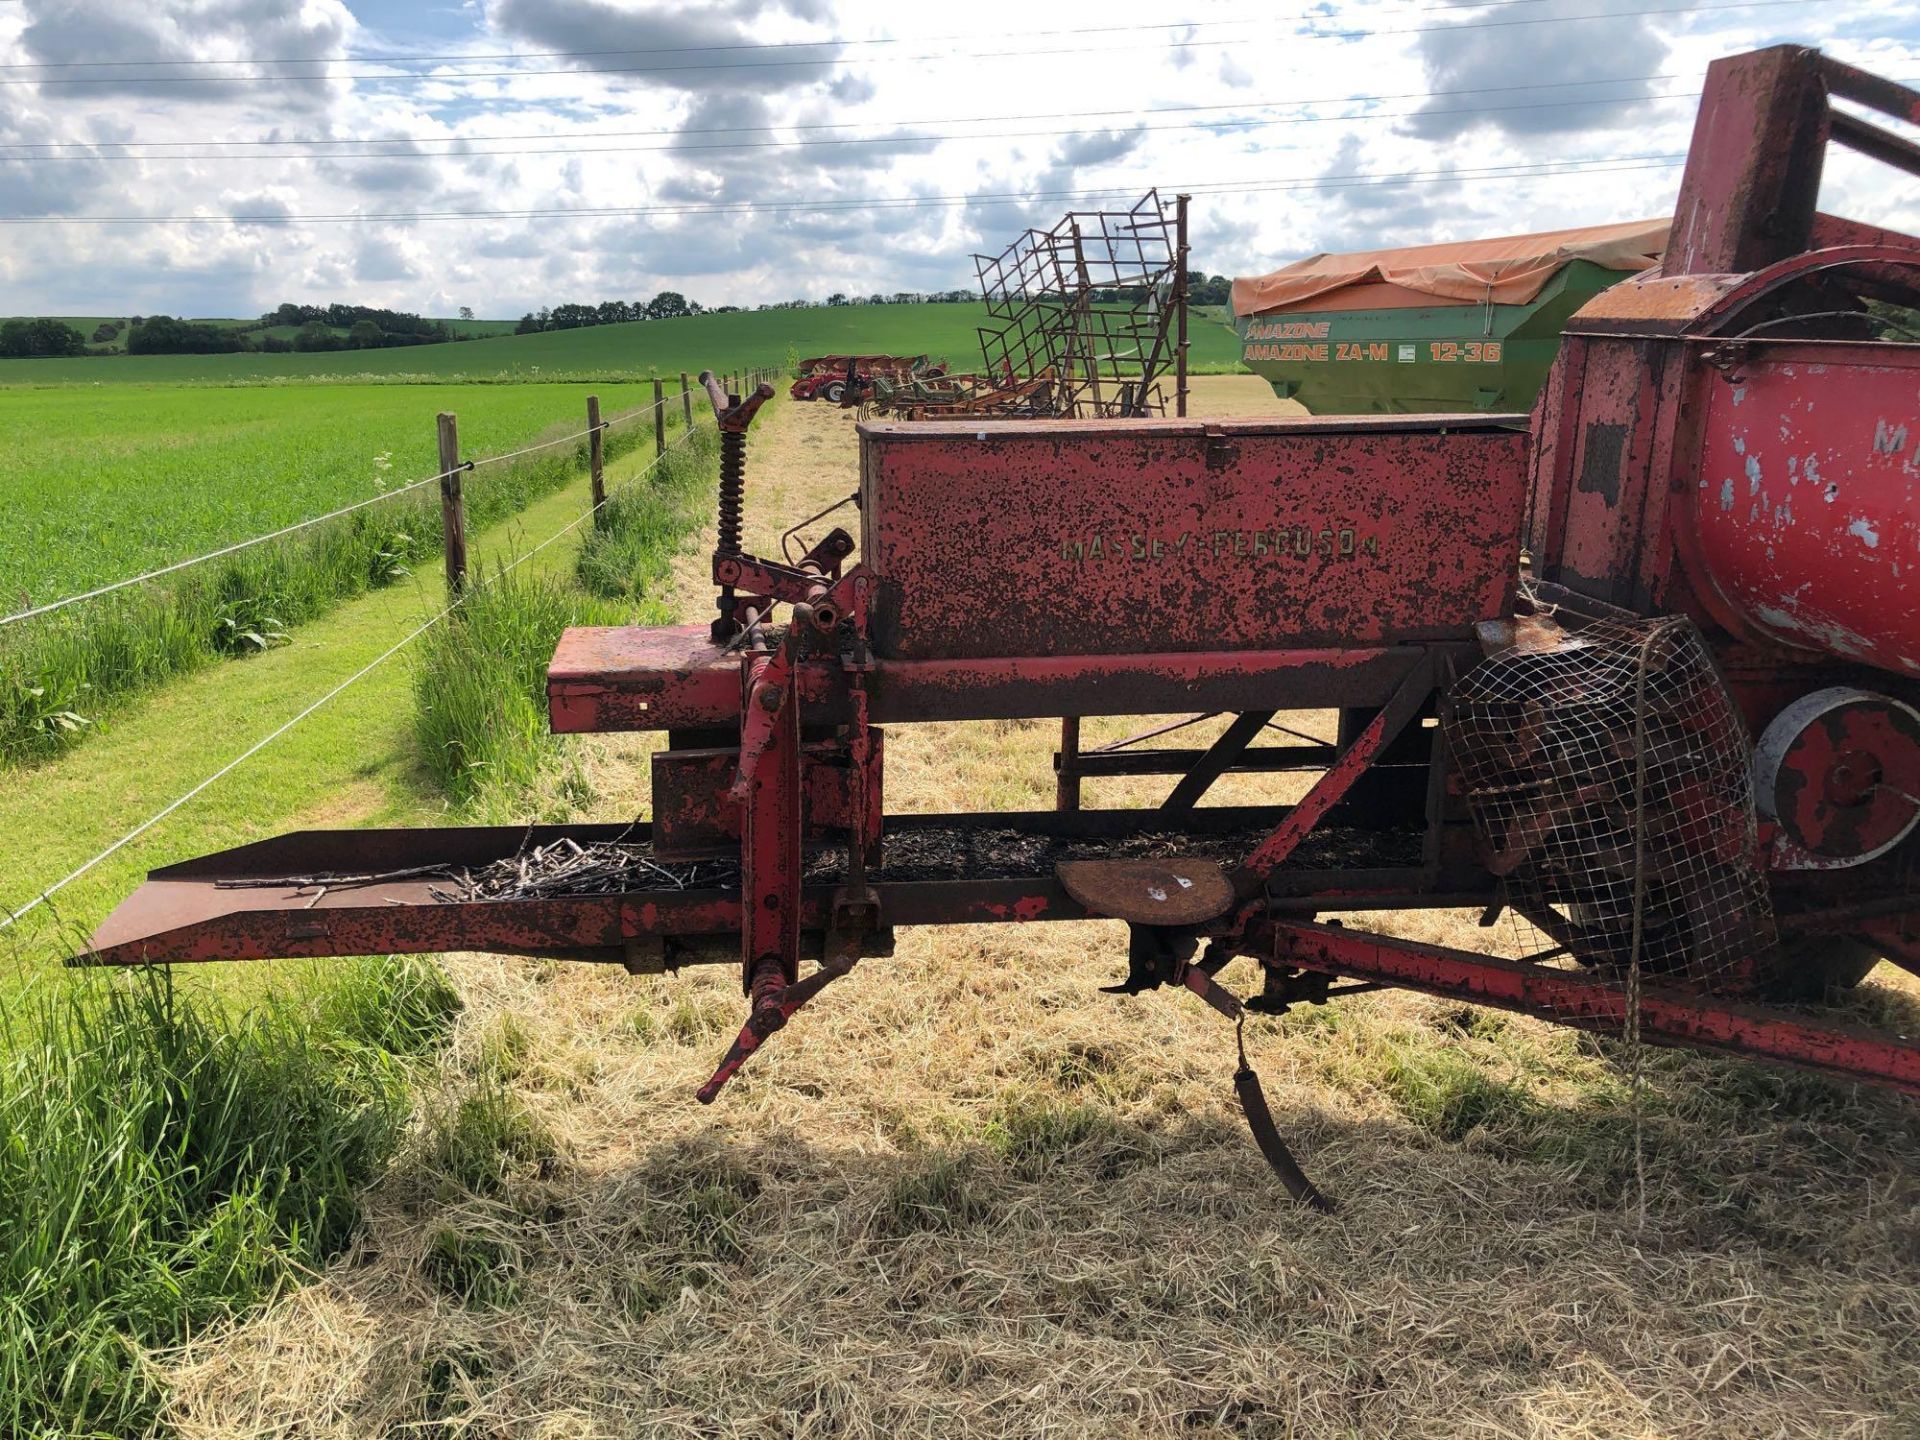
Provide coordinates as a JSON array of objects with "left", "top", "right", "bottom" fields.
[{"left": 85, "top": 48, "right": 1920, "bottom": 1203}]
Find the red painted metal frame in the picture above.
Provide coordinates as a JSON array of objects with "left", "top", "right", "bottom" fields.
[
  {"left": 550, "top": 623, "right": 1447, "bottom": 732},
  {"left": 1255, "top": 918, "right": 1920, "bottom": 1095},
  {"left": 738, "top": 644, "right": 803, "bottom": 990}
]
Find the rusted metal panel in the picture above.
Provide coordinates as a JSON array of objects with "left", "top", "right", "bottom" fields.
[
  {"left": 1665, "top": 46, "right": 1830, "bottom": 277},
  {"left": 83, "top": 824, "right": 729, "bottom": 966},
  {"left": 859, "top": 417, "right": 1528, "bottom": 659},
  {"left": 549, "top": 625, "right": 744, "bottom": 733},
  {"left": 549, "top": 624, "right": 1446, "bottom": 733},
  {"left": 1566, "top": 272, "right": 1742, "bottom": 334},
  {"left": 1685, "top": 342, "right": 1920, "bottom": 674},
  {"left": 1529, "top": 335, "right": 1685, "bottom": 611},
  {"left": 653, "top": 734, "right": 884, "bottom": 858}
]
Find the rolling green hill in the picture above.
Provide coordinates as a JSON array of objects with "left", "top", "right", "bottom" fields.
[
  {"left": 0, "top": 303, "right": 1244, "bottom": 385},
  {"left": 11, "top": 314, "right": 520, "bottom": 355}
]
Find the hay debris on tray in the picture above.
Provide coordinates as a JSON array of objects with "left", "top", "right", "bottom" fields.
[{"left": 427, "top": 839, "right": 740, "bottom": 902}]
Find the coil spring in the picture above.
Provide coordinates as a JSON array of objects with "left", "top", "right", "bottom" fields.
[{"left": 715, "top": 430, "right": 746, "bottom": 559}]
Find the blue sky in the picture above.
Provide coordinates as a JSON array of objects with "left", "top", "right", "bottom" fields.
[{"left": 0, "top": 0, "right": 1915, "bottom": 317}]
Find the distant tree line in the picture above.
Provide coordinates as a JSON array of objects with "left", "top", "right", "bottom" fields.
[
  {"left": 127, "top": 316, "right": 251, "bottom": 355},
  {"left": 0, "top": 303, "right": 482, "bottom": 358},
  {"left": 817, "top": 290, "right": 974, "bottom": 307},
  {"left": 1186, "top": 272, "right": 1232, "bottom": 306},
  {"left": 513, "top": 291, "right": 723, "bottom": 334},
  {"left": 0, "top": 278, "right": 1233, "bottom": 361},
  {"left": 255, "top": 302, "right": 460, "bottom": 353},
  {"left": 0, "top": 318, "right": 87, "bottom": 358},
  {"left": 511, "top": 288, "right": 986, "bottom": 334}
]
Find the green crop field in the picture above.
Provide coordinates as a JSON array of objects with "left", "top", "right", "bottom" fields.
[
  {"left": 1, "top": 382, "right": 652, "bottom": 602},
  {"left": 0, "top": 302, "right": 1245, "bottom": 385}
]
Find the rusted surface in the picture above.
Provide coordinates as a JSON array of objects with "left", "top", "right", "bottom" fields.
[
  {"left": 1054, "top": 859, "right": 1233, "bottom": 925},
  {"left": 859, "top": 417, "right": 1527, "bottom": 660},
  {"left": 1260, "top": 918, "right": 1920, "bottom": 1096},
  {"left": 1561, "top": 272, "right": 1737, "bottom": 334},
  {"left": 653, "top": 733, "right": 884, "bottom": 858},
  {"left": 1664, "top": 46, "right": 1831, "bottom": 276},
  {"left": 1686, "top": 342, "right": 1920, "bottom": 674},
  {"left": 83, "top": 811, "right": 1435, "bottom": 965},
  {"left": 549, "top": 625, "right": 745, "bottom": 732},
  {"left": 550, "top": 624, "right": 1441, "bottom": 732}
]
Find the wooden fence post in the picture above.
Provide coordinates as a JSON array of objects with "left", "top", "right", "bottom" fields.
[
  {"left": 437, "top": 411, "right": 466, "bottom": 595},
  {"left": 653, "top": 377, "right": 666, "bottom": 456},
  {"left": 587, "top": 394, "right": 606, "bottom": 526},
  {"left": 681, "top": 372, "right": 693, "bottom": 426}
]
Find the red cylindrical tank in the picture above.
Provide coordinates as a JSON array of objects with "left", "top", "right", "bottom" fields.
[{"left": 1683, "top": 339, "right": 1920, "bottom": 677}]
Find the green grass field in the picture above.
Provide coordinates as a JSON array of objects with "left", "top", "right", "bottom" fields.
[
  {"left": 2, "top": 382, "right": 652, "bottom": 601},
  {"left": 0, "top": 302, "right": 1244, "bottom": 385}
]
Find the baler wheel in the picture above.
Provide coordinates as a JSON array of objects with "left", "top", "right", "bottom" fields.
[{"left": 823, "top": 380, "right": 847, "bottom": 404}]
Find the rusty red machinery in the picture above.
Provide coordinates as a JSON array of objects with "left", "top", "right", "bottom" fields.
[
  {"left": 789, "top": 354, "right": 936, "bottom": 405},
  {"left": 84, "top": 48, "right": 1920, "bottom": 1206}
]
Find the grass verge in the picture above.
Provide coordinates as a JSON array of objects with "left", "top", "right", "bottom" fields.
[
  {"left": 410, "top": 572, "right": 632, "bottom": 809},
  {"left": 0, "top": 958, "right": 460, "bottom": 1437},
  {"left": 575, "top": 426, "right": 720, "bottom": 603},
  {"left": 411, "top": 426, "right": 721, "bottom": 809},
  {"left": 1, "top": 404, "right": 668, "bottom": 769}
]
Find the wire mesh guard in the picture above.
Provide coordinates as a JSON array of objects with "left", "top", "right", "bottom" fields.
[
  {"left": 973, "top": 190, "right": 1181, "bottom": 419},
  {"left": 1446, "top": 616, "right": 1778, "bottom": 1003}
]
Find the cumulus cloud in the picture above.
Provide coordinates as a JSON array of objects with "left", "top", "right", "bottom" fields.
[
  {"left": 486, "top": 0, "right": 842, "bottom": 94},
  {"left": 223, "top": 189, "right": 295, "bottom": 228},
  {"left": 1404, "top": 0, "right": 1669, "bottom": 138},
  {"left": 0, "top": 95, "right": 116, "bottom": 215},
  {"left": 1052, "top": 127, "right": 1146, "bottom": 169},
  {"left": 354, "top": 233, "right": 417, "bottom": 282},
  {"left": 16, "top": 0, "right": 355, "bottom": 108},
  {"left": 0, "top": 0, "right": 1800, "bottom": 317}
]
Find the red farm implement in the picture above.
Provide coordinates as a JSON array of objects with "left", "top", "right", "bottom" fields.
[
  {"left": 788, "top": 354, "right": 937, "bottom": 405},
  {"left": 85, "top": 48, "right": 1920, "bottom": 1206}
]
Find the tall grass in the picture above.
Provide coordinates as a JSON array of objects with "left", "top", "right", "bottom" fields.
[
  {"left": 575, "top": 424, "right": 720, "bottom": 602},
  {"left": 411, "top": 425, "right": 722, "bottom": 808},
  {"left": 0, "top": 404, "right": 663, "bottom": 768},
  {"left": 0, "top": 958, "right": 460, "bottom": 1436},
  {"left": 411, "top": 570, "right": 633, "bottom": 806}
]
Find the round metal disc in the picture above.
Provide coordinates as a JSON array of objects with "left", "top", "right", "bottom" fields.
[
  {"left": 1755, "top": 686, "right": 1920, "bottom": 865},
  {"left": 1055, "top": 859, "right": 1235, "bottom": 925}
]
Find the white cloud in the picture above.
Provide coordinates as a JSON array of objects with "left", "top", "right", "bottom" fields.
[{"left": 0, "top": 0, "right": 1912, "bottom": 317}]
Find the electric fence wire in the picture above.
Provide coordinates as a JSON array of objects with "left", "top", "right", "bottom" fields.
[
  {"left": 0, "top": 0, "right": 1828, "bottom": 86},
  {"left": 0, "top": 396, "right": 666, "bottom": 628},
  {"left": 0, "top": 397, "right": 727, "bottom": 932},
  {"left": 0, "top": 153, "right": 1693, "bottom": 226}
]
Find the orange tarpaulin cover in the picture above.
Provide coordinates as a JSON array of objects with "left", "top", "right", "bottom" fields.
[{"left": 1230, "top": 217, "right": 1669, "bottom": 317}]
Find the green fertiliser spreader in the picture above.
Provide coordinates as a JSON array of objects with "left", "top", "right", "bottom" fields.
[{"left": 1231, "top": 219, "right": 1668, "bottom": 414}]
